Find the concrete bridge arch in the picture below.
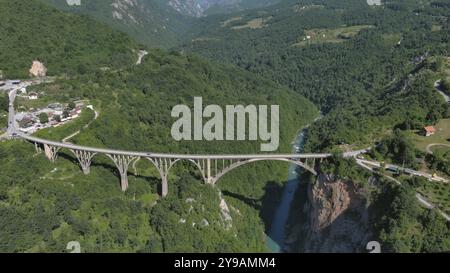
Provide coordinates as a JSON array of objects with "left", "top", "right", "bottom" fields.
[{"left": 20, "top": 133, "right": 331, "bottom": 198}]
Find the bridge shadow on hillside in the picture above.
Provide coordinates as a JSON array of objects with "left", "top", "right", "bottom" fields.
[{"left": 222, "top": 180, "right": 283, "bottom": 235}]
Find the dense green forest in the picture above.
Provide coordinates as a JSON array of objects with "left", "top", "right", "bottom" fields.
[
  {"left": 183, "top": 0, "right": 450, "bottom": 151},
  {"left": 182, "top": 0, "right": 450, "bottom": 252},
  {"left": 0, "top": 0, "right": 139, "bottom": 78}
]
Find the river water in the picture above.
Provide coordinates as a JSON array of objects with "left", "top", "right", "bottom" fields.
[{"left": 266, "top": 128, "right": 308, "bottom": 253}]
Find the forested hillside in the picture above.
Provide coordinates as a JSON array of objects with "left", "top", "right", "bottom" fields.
[
  {"left": 0, "top": 50, "right": 318, "bottom": 253},
  {"left": 182, "top": 0, "right": 450, "bottom": 252},
  {"left": 0, "top": 0, "right": 140, "bottom": 78},
  {"left": 183, "top": 0, "right": 450, "bottom": 151}
]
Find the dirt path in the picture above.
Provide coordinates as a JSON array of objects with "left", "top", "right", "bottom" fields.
[
  {"left": 62, "top": 110, "right": 99, "bottom": 143},
  {"left": 426, "top": 143, "right": 450, "bottom": 154}
]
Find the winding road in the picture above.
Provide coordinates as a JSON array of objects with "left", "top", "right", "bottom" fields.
[
  {"left": 356, "top": 158, "right": 449, "bottom": 183},
  {"left": 355, "top": 158, "right": 450, "bottom": 221},
  {"left": 435, "top": 80, "right": 450, "bottom": 103}
]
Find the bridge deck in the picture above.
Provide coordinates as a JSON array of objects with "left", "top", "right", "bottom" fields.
[{"left": 18, "top": 133, "right": 332, "bottom": 160}]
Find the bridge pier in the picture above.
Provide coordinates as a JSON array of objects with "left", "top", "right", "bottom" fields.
[
  {"left": 147, "top": 158, "right": 177, "bottom": 198},
  {"left": 107, "top": 154, "right": 137, "bottom": 192},
  {"left": 34, "top": 143, "right": 42, "bottom": 154},
  {"left": 161, "top": 176, "right": 169, "bottom": 198},
  {"left": 43, "top": 144, "right": 60, "bottom": 163},
  {"left": 120, "top": 173, "right": 129, "bottom": 192},
  {"left": 71, "top": 150, "right": 96, "bottom": 175},
  {"left": 206, "top": 158, "right": 213, "bottom": 185}
]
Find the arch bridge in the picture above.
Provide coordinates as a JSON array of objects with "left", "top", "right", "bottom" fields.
[{"left": 17, "top": 133, "right": 332, "bottom": 197}]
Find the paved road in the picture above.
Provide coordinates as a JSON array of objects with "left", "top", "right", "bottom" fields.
[
  {"left": 355, "top": 159, "right": 401, "bottom": 185},
  {"left": 356, "top": 159, "right": 450, "bottom": 221},
  {"left": 0, "top": 80, "right": 21, "bottom": 92},
  {"left": 416, "top": 193, "right": 450, "bottom": 221},
  {"left": 7, "top": 83, "right": 28, "bottom": 135},
  {"left": 357, "top": 158, "right": 449, "bottom": 183}
]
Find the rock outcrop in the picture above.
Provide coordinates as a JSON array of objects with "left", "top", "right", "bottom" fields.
[
  {"left": 219, "top": 192, "right": 233, "bottom": 230},
  {"left": 111, "top": 0, "right": 139, "bottom": 24},
  {"left": 296, "top": 174, "right": 373, "bottom": 253},
  {"left": 29, "top": 61, "right": 47, "bottom": 77}
]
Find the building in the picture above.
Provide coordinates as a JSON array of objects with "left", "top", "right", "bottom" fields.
[
  {"left": 18, "top": 116, "right": 35, "bottom": 130},
  {"left": 423, "top": 126, "right": 436, "bottom": 137},
  {"left": 48, "top": 103, "right": 63, "bottom": 111},
  {"left": 28, "top": 92, "right": 38, "bottom": 100},
  {"left": 69, "top": 109, "right": 80, "bottom": 119}
]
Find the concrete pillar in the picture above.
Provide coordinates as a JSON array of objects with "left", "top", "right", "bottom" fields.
[
  {"left": 81, "top": 165, "right": 91, "bottom": 175},
  {"left": 206, "top": 158, "right": 212, "bottom": 184},
  {"left": 161, "top": 176, "right": 168, "bottom": 198},
  {"left": 120, "top": 172, "right": 129, "bottom": 192},
  {"left": 44, "top": 144, "right": 59, "bottom": 162},
  {"left": 72, "top": 150, "right": 96, "bottom": 175},
  {"left": 35, "top": 143, "right": 42, "bottom": 154},
  {"left": 107, "top": 154, "right": 137, "bottom": 193}
]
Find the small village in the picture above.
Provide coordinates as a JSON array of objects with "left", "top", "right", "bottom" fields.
[{"left": 14, "top": 86, "right": 91, "bottom": 134}]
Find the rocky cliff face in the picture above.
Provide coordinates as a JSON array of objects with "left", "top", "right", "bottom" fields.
[
  {"left": 290, "top": 174, "right": 374, "bottom": 253},
  {"left": 29, "top": 61, "right": 47, "bottom": 77},
  {"left": 168, "top": 0, "right": 279, "bottom": 17},
  {"left": 168, "top": 0, "right": 239, "bottom": 17}
]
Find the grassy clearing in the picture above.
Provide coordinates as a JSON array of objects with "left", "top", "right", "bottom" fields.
[
  {"left": 192, "top": 37, "right": 221, "bottom": 43},
  {"left": 15, "top": 96, "right": 63, "bottom": 111},
  {"left": 382, "top": 33, "right": 402, "bottom": 46},
  {"left": 432, "top": 25, "right": 442, "bottom": 32},
  {"left": 417, "top": 182, "right": 450, "bottom": 215},
  {"left": 292, "top": 25, "right": 374, "bottom": 47},
  {"left": 221, "top": 16, "right": 242, "bottom": 27},
  {"left": 231, "top": 17, "right": 272, "bottom": 30},
  {"left": 292, "top": 4, "right": 324, "bottom": 12},
  {"left": 407, "top": 119, "right": 450, "bottom": 152}
]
